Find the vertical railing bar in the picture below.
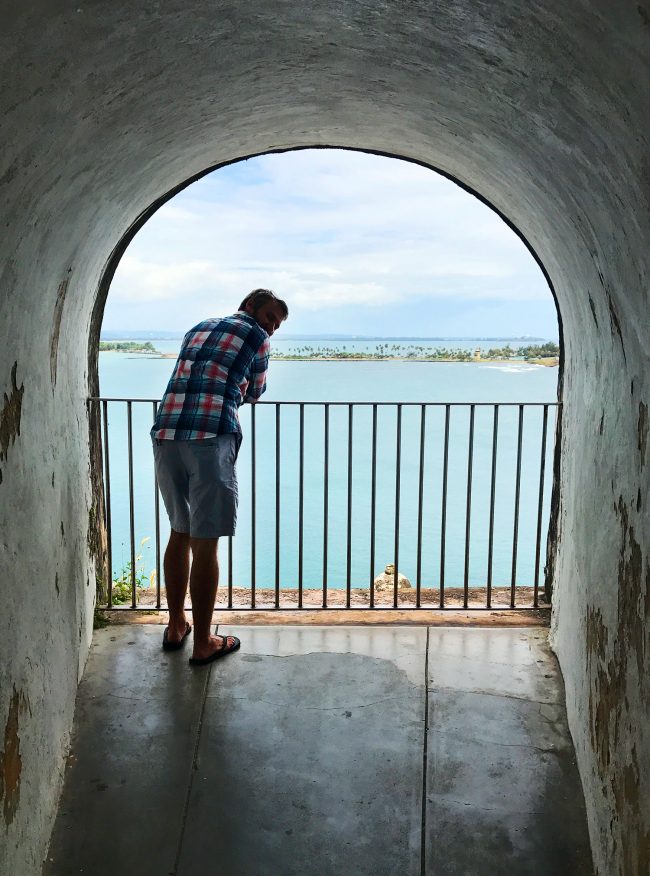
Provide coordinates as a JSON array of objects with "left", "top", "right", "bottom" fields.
[
  {"left": 322, "top": 404, "right": 329, "bottom": 608},
  {"left": 95, "top": 395, "right": 558, "bottom": 617},
  {"left": 251, "top": 404, "right": 256, "bottom": 609},
  {"left": 370, "top": 404, "right": 377, "bottom": 609},
  {"left": 126, "top": 401, "right": 136, "bottom": 609},
  {"left": 510, "top": 405, "right": 524, "bottom": 608},
  {"left": 486, "top": 405, "right": 499, "bottom": 609},
  {"left": 463, "top": 404, "right": 475, "bottom": 608},
  {"left": 439, "top": 405, "right": 450, "bottom": 608},
  {"left": 346, "top": 404, "right": 353, "bottom": 608},
  {"left": 102, "top": 399, "right": 113, "bottom": 609},
  {"left": 393, "top": 404, "right": 402, "bottom": 609},
  {"left": 298, "top": 403, "right": 304, "bottom": 609},
  {"left": 416, "top": 405, "right": 426, "bottom": 607},
  {"left": 227, "top": 535, "right": 233, "bottom": 607},
  {"left": 152, "top": 401, "right": 161, "bottom": 609},
  {"left": 275, "top": 404, "right": 281, "bottom": 608},
  {"left": 533, "top": 405, "right": 549, "bottom": 608}
]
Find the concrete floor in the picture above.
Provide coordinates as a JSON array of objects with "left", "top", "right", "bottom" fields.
[{"left": 44, "top": 625, "right": 593, "bottom": 875}]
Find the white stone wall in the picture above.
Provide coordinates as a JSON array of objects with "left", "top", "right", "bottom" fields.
[{"left": 0, "top": 2, "right": 648, "bottom": 872}]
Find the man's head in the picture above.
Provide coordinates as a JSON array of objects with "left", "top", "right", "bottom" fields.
[{"left": 239, "top": 288, "right": 288, "bottom": 337}]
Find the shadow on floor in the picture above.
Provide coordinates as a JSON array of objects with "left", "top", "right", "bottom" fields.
[{"left": 44, "top": 625, "right": 593, "bottom": 875}]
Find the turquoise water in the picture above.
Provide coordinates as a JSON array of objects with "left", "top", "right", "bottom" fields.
[{"left": 99, "top": 340, "right": 558, "bottom": 593}]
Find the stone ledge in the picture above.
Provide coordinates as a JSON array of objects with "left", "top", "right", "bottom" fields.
[{"left": 97, "top": 607, "right": 550, "bottom": 627}]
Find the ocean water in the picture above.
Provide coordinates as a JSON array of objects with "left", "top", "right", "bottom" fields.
[{"left": 99, "top": 339, "right": 558, "bottom": 593}]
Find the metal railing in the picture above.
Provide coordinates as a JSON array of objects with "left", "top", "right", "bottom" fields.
[{"left": 89, "top": 398, "right": 558, "bottom": 612}]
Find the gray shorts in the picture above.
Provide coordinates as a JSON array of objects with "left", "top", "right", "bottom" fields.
[{"left": 152, "top": 435, "right": 239, "bottom": 538}]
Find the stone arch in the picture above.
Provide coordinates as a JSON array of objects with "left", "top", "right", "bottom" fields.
[{"left": 1, "top": 4, "right": 648, "bottom": 873}]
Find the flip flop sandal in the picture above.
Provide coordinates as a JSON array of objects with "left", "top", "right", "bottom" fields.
[
  {"left": 162, "top": 621, "right": 192, "bottom": 651},
  {"left": 189, "top": 635, "right": 241, "bottom": 666}
]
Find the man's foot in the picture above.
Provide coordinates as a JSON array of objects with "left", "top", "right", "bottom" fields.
[
  {"left": 189, "top": 634, "right": 241, "bottom": 665},
  {"left": 162, "top": 619, "right": 192, "bottom": 651}
]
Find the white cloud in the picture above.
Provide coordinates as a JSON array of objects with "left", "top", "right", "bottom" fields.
[
  {"left": 110, "top": 256, "right": 218, "bottom": 301},
  {"left": 106, "top": 149, "right": 554, "bottom": 333}
]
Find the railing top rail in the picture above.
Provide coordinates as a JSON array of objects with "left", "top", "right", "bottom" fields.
[{"left": 88, "top": 397, "right": 560, "bottom": 407}]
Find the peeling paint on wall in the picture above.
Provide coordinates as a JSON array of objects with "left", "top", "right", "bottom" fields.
[
  {"left": 638, "top": 401, "right": 648, "bottom": 465},
  {"left": 587, "top": 498, "right": 649, "bottom": 873},
  {"left": 86, "top": 500, "right": 107, "bottom": 602},
  {"left": 586, "top": 606, "right": 610, "bottom": 770},
  {"left": 606, "top": 292, "right": 626, "bottom": 360},
  {"left": 0, "top": 362, "right": 24, "bottom": 485},
  {"left": 86, "top": 324, "right": 109, "bottom": 605},
  {"left": 50, "top": 277, "right": 69, "bottom": 388},
  {"left": 0, "top": 686, "right": 29, "bottom": 825}
]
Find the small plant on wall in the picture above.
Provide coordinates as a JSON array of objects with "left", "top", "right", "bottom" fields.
[{"left": 111, "top": 537, "right": 156, "bottom": 604}]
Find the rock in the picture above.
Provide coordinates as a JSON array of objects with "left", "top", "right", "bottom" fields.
[{"left": 373, "top": 563, "right": 412, "bottom": 591}]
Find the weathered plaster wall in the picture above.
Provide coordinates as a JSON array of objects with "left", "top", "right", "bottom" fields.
[{"left": 0, "top": 2, "right": 648, "bottom": 873}]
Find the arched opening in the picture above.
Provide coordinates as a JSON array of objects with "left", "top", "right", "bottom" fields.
[{"left": 92, "top": 148, "right": 562, "bottom": 614}]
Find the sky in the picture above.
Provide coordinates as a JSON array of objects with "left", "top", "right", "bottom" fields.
[{"left": 103, "top": 149, "right": 558, "bottom": 339}]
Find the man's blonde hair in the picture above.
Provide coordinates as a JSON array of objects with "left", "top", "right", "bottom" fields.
[{"left": 239, "top": 288, "right": 289, "bottom": 319}]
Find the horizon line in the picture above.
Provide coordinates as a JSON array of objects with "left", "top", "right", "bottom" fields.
[{"left": 100, "top": 332, "right": 556, "bottom": 341}]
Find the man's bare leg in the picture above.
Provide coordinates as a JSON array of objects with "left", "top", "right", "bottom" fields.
[
  {"left": 164, "top": 529, "right": 191, "bottom": 643},
  {"left": 189, "top": 536, "right": 237, "bottom": 661}
]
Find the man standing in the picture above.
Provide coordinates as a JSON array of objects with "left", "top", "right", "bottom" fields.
[{"left": 151, "top": 289, "right": 288, "bottom": 664}]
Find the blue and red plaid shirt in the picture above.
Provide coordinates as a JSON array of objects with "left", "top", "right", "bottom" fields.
[{"left": 151, "top": 312, "right": 270, "bottom": 441}]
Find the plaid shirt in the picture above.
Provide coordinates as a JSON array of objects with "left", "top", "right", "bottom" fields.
[{"left": 151, "top": 312, "right": 269, "bottom": 440}]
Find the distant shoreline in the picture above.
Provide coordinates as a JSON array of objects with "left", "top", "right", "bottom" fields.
[
  {"left": 148, "top": 351, "right": 558, "bottom": 366},
  {"left": 269, "top": 356, "right": 558, "bottom": 366},
  {"left": 103, "top": 350, "right": 558, "bottom": 367},
  {"left": 99, "top": 341, "right": 158, "bottom": 354}
]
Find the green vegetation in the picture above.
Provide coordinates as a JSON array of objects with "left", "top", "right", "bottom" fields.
[
  {"left": 272, "top": 343, "right": 474, "bottom": 361},
  {"left": 271, "top": 342, "right": 559, "bottom": 363},
  {"left": 111, "top": 537, "right": 157, "bottom": 604},
  {"left": 99, "top": 341, "right": 158, "bottom": 353},
  {"left": 514, "top": 341, "right": 560, "bottom": 359}
]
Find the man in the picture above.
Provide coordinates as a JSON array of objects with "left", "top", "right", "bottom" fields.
[{"left": 151, "top": 289, "right": 288, "bottom": 664}]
